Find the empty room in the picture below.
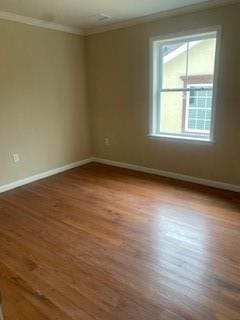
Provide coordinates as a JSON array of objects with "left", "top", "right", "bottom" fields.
[{"left": 0, "top": 0, "right": 239, "bottom": 319}]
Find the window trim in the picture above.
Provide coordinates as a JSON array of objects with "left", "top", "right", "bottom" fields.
[{"left": 149, "top": 26, "right": 221, "bottom": 143}]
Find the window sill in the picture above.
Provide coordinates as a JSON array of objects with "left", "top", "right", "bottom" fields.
[{"left": 148, "top": 134, "right": 215, "bottom": 145}]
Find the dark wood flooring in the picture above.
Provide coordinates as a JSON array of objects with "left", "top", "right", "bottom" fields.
[{"left": 0, "top": 163, "right": 239, "bottom": 320}]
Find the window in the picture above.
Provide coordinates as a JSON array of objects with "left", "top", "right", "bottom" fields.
[
  {"left": 150, "top": 28, "right": 219, "bottom": 142},
  {"left": 185, "top": 84, "right": 212, "bottom": 133}
]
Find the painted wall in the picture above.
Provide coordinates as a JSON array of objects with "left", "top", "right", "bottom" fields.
[
  {"left": 0, "top": 20, "right": 90, "bottom": 185},
  {"left": 87, "top": 3, "right": 240, "bottom": 185},
  {"left": 0, "top": 2, "right": 239, "bottom": 188}
]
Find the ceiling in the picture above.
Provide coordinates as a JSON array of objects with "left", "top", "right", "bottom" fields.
[{"left": 0, "top": 0, "right": 224, "bottom": 33}]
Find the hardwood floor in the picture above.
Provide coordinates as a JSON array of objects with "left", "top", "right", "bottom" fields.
[{"left": 0, "top": 163, "right": 239, "bottom": 320}]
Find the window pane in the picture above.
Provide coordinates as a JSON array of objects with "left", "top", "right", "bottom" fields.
[
  {"left": 158, "top": 89, "right": 212, "bottom": 137},
  {"left": 186, "top": 88, "right": 213, "bottom": 133},
  {"left": 159, "top": 91, "right": 186, "bottom": 134},
  {"left": 187, "top": 38, "right": 216, "bottom": 87},
  {"left": 162, "top": 42, "right": 187, "bottom": 89}
]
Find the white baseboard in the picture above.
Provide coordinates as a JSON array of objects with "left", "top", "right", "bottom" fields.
[
  {"left": 92, "top": 157, "right": 240, "bottom": 193},
  {"left": 1, "top": 156, "right": 239, "bottom": 193},
  {"left": 0, "top": 158, "right": 93, "bottom": 193}
]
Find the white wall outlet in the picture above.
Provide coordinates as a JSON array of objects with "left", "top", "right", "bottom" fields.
[
  {"left": 12, "top": 153, "right": 20, "bottom": 163},
  {"left": 104, "top": 138, "right": 110, "bottom": 146}
]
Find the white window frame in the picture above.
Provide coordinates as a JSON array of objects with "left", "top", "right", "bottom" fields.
[
  {"left": 185, "top": 83, "right": 213, "bottom": 134},
  {"left": 149, "top": 26, "right": 221, "bottom": 143}
]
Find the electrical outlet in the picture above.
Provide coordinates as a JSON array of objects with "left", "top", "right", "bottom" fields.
[
  {"left": 104, "top": 138, "right": 110, "bottom": 146},
  {"left": 12, "top": 153, "right": 20, "bottom": 163}
]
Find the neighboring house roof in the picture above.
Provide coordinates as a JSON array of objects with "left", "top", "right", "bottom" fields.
[
  {"left": 164, "top": 40, "right": 200, "bottom": 63},
  {"left": 163, "top": 44, "right": 182, "bottom": 56}
]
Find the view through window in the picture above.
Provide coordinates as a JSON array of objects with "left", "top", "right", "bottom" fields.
[{"left": 151, "top": 29, "right": 219, "bottom": 141}]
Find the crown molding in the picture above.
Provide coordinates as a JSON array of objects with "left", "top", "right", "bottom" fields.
[
  {"left": 84, "top": 0, "right": 239, "bottom": 36},
  {"left": 0, "top": 0, "right": 238, "bottom": 36},
  {"left": 0, "top": 11, "right": 84, "bottom": 35}
]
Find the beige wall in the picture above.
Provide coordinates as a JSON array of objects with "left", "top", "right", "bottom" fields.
[
  {"left": 1, "top": 3, "right": 239, "bottom": 188},
  {"left": 87, "top": 3, "right": 240, "bottom": 186},
  {"left": 0, "top": 20, "right": 90, "bottom": 185}
]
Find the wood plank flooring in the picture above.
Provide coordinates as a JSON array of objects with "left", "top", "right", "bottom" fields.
[{"left": 0, "top": 163, "right": 239, "bottom": 320}]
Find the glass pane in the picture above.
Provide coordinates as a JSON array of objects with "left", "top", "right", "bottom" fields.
[
  {"left": 159, "top": 91, "right": 187, "bottom": 134},
  {"left": 158, "top": 90, "right": 212, "bottom": 137},
  {"left": 185, "top": 88, "right": 213, "bottom": 134},
  {"left": 162, "top": 42, "right": 187, "bottom": 89},
  {"left": 187, "top": 37, "right": 216, "bottom": 87}
]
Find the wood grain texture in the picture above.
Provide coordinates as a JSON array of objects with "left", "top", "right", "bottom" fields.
[{"left": 0, "top": 163, "right": 239, "bottom": 320}]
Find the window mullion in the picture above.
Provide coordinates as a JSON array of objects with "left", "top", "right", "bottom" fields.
[
  {"left": 156, "top": 44, "right": 163, "bottom": 134},
  {"left": 161, "top": 88, "right": 213, "bottom": 92},
  {"left": 186, "top": 41, "right": 189, "bottom": 87}
]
